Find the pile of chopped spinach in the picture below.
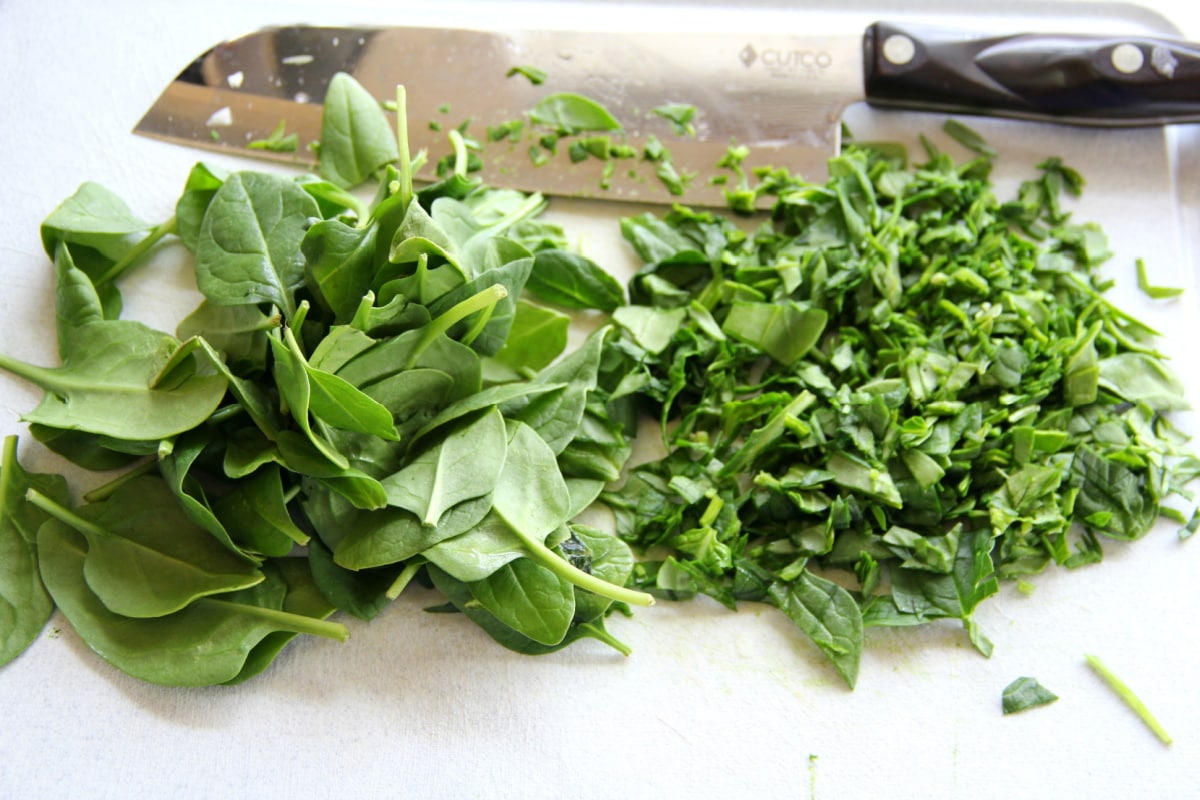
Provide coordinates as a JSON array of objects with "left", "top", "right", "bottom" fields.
[
  {"left": 597, "top": 128, "right": 1198, "bottom": 687},
  {"left": 0, "top": 70, "right": 1194, "bottom": 689}
]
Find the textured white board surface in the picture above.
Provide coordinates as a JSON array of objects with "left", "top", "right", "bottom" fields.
[{"left": 1, "top": 2, "right": 1198, "bottom": 798}]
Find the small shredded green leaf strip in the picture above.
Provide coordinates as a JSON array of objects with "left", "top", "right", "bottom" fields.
[{"left": 1085, "top": 654, "right": 1173, "bottom": 745}]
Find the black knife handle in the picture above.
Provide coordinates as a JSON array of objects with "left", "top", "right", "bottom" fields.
[{"left": 863, "top": 21, "right": 1200, "bottom": 126}]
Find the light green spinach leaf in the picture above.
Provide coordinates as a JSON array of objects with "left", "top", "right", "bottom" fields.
[
  {"left": 194, "top": 170, "right": 320, "bottom": 320},
  {"left": 318, "top": 72, "right": 401, "bottom": 189}
]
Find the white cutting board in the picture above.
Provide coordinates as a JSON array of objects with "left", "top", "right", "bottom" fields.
[{"left": 1, "top": 2, "right": 1199, "bottom": 798}]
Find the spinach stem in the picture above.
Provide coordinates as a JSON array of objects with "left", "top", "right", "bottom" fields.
[
  {"left": 1065, "top": 272, "right": 1161, "bottom": 336},
  {"left": 95, "top": 215, "right": 178, "bottom": 286},
  {"left": 345, "top": 194, "right": 371, "bottom": 227},
  {"left": 82, "top": 457, "right": 157, "bottom": 503},
  {"left": 448, "top": 129, "right": 469, "bottom": 178},
  {"left": 290, "top": 301, "right": 311, "bottom": 339},
  {"left": 479, "top": 192, "right": 546, "bottom": 237},
  {"left": 1085, "top": 654, "right": 1173, "bottom": 745},
  {"left": 0, "top": 350, "right": 59, "bottom": 390},
  {"left": 578, "top": 622, "right": 632, "bottom": 656},
  {"left": 25, "top": 487, "right": 111, "bottom": 542},
  {"left": 459, "top": 301, "right": 496, "bottom": 347},
  {"left": 198, "top": 598, "right": 350, "bottom": 642},
  {"left": 385, "top": 562, "right": 422, "bottom": 600},
  {"left": 395, "top": 85, "right": 414, "bottom": 213},
  {"left": 511, "top": 528, "right": 655, "bottom": 607},
  {"left": 407, "top": 284, "right": 507, "bottom": 367},
  {"left": 283, "top": 324, "right": 308, "bottom": 362},
  {"left": 0, "top": 436, "right": 17, "bottom": 522}
]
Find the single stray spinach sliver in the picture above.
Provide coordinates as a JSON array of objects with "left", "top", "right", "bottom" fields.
[{"left": 1002, "top": 676, "right": 1059, "bottom": 714}]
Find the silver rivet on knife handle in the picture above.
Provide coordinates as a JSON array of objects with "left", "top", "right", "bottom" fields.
[
  {"left": 882, "top": 34, "right": 916, "bottom": 66},
  {"left": 1110, "top": 43, "right": 1145, "bottom": 74}
]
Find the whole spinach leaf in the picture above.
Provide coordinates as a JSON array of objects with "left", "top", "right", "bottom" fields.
[
  {"left": 37, "top": 522, "right": 345, "bottom": 687},
  {"left": 28, "top": 425, "right": 147, "bottom": 471},
  {"left": 28, "top": 476, "right": 264, "bottom": 618},
  {"left": 211, "top": 464, "right": 310, "bottom": 557},
  {"left": 0, "top": 437, "right": 69, "bottom": 667},
  {"left": 567, "top": 524, "right": 636, "bottom": 623},
  {"left": 382, "top": 406, "right": 507, "bottom": 526},
  {"left": 421, "top": 509, "right": 527, "bottom": 581},
  {"left": 492, "top": 419, "right": 572, "bottom": 541},
  {"left": 0, "top": 249, "right": 227, "bottom": 441},
  {"left": 158, "top": 427, "right": 264, "bottom": 562},
  {"left": 428, "top": 565, "right": 631, "bottom": 656},
  {"left": 40, "top": 181, "right": 152, "bottom": 278},
  {"left": 425, "top": 258, "right": 533, "bottom": 356},
  {"left": 222, "top": 557, "right": 339, "bottom": 685},
  {"left": 467, "top": 557, "right": 576, "bottom": 646},
  {"left": 317, "top": 72, "right": 401, "bottom": 189},
  {"left": 176, "top": 300, "right": 275, "bottom": 371},
  {"left": 269, "top": 333, "right": 349, "bottom": 469},
  {"left": 526, "top": 248, "right": 626, "bottom": 312},
  {"left": 501, "top": 325, "right": 605, "bottom": 455},
  {"left": 306, "top": 536, "right": 395, "bottom": 622},
  {"left": 175, "top": 162, "right": 227, "bottom": 252},
  {"left": 492, "top": 300, "right": 570, "bottom": 372},
  {"left": 331, "top": 494, "right": 494, "bottom": 570},
  {"left": 194, "top": 170, "right": 320, "bottom": 320},
  {"left": 302, "top": 218, "right": 378, "bottom": 320}
]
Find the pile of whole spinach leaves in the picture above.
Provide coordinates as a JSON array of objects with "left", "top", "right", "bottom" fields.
[
  {"left": 598, "top": 126, "right": 1199, "bottom": 688},
  {"left": 0, "top": 76, "right": 650, "bottom": 685}
]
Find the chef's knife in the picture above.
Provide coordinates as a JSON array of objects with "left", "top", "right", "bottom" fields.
[{"left": 134, "top": 21, "right": 1200, "bottom": 206}]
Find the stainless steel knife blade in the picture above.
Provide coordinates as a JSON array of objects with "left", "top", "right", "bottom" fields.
[
  {"left": 135, "top": 25, "right": 864, "bottom": 206},
  {"left": 134, "top": 22, "right": 1200, "bottom": 205}
]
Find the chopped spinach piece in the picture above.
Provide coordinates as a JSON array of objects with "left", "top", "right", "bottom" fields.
[
  {"left": 1136, "top": 258, "right": 1184, "bottom": 299},
  {"left": 529, "top": 92, "right": 622, "bottom": 134},
  {"left": 1002, "top": 676, "right": 1058, "bottom": 714},
  {"left": 651, "top": 103, "right": 698, "bottom": 137},
  {"left": 248, "top": 119, "right": 299, "bottom": 153},
  {"left": 506, "top": 65, "right": 547, "bottom": 85}
]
